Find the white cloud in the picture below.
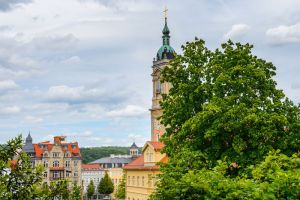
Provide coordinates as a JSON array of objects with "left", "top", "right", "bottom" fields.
[
  {"left": 0, "top": 105, "right": 21, "bottom": 115},
  {"left": 0, "top": 80, "right": 18, "bottom": 91},
  {"left": 46, "top": 85, "right": 83, "bottom": 101},
  {"left": 266, "top": 23, "right": 300, "bottom": 44},
  {"left": 22, "top": 115, "right": 43, "bottom": 123},
  {"left": 61, "top": 56, "right": 81, "bottom": 65},
  {"left": 224, "top": 24, "right": 251, "bottom": 40},
  {"left": 106, "top": 105, "right": 147, "bottom": 118}
]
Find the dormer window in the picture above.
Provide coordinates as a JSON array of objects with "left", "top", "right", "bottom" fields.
[
  {"left": 52, "top": 152, "right": 60, "bottom": 158},
  {"left": 64, "top": 152, "right": 70, "bottom": 157},
  {"left": 43, "top": 152, "right": 49, "bottom": 157}
]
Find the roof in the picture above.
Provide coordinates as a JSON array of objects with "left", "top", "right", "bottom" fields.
[
  {"left": 130, "top": 142, "right": 138, "bottom": 149},
  {"left": 123, "top": 155, "right": 168, "bottom": 170},
  {"left": 143, "top": 141, "right": 164, "bottom": 152},
  {"left": 23, "top": 133, "right": 35, "bottom": 153},
  {"left": 33, "top": 142, "right": 81, "bottom": 158},
  {"left": 156, "top": 17, "right": 175, "bottom": 61},
  {"left": 82, "top": 164, "right": 103, "bottom": 171},
  {"left": 91, "top": 156, "right": 133, "bottom": 164}
]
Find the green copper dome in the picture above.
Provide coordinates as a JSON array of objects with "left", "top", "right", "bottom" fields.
[{"left": 156, "top": 17, "right": 175, "bottom": 60}]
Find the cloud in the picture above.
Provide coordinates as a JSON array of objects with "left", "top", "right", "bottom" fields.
[
  {"left": 0, "top": 80, "right": 18, "bottom": 91},
  {"left": 45, "top": 84, "right": 129, "bottom": 105},
  {"left": 61, "top": 56, "right": 81, "bottom": 65},
  {"left": 0, "top": 0, "right": 32, "bottom": 12},
  {"left": 224, "top": 24, "right": 251, "bottom": 40},
  {"left": 22, "top": 115, "right": 43, "bottom": 124},
  {"left": 266, "top": 23, "right": 300, "bottom": 44},
  {"left": 106, "top": 105, "right": 147, "bottom": 118},
  {"left": 0, "top": 106, "right": 21, "bottom": 115},
  {"left": 29, "top": 34, "right": 79, "bottom": 52}
]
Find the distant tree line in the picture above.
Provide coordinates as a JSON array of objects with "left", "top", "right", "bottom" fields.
[{"left": 80, "top": 147, "right": 142, "bottom": 164}]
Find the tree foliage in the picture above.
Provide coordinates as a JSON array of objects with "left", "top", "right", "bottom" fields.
[
  {"left": 0, "top": 135, "right": 43, "bottom": 200},
  {"left": 151, "top": 39, "right": 300, "bottom": 199},
  {"left": 80, "top": 147, "right": 132, "bottom": 164},
  {"left": 115, "top": 174, "right": 126, "bottom": 199},
  {"left": 71, "top": 183, "right": 82, "bottom": 200},
  {"left": 98, "top": 172, "right": 114, "bottom": 195},
  {"left": 87, "top": 180, "right": 95, "bottom": 199}
]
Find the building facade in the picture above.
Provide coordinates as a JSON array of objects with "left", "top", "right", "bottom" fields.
[
  {"left": 124, "top": 14, "right": 175, "bottom": 200},
  {"left": 23, "top": 134, "right": 82, "bottom": 185},
  {"left": 90, "top": 142, "right": 140, "bottom": 197},
  {"left": 81, "top": 163, "right": 105, "bottom": 199}
]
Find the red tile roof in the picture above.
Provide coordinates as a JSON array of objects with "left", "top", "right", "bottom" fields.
[
  {"left": 123, "top": 155, "right": 168, "bottom": 170},
  {"left": 142, "top": 141, "right": 164, "bottom": 152},
  {"left": 148, "top": 141, "right": 164, "bottom": 151},
  {"left": 82, "top": 164, "right": 103, "bottom": 171},
  {"left": 33, "top": 141, "right": 81, "bottom": 158}
]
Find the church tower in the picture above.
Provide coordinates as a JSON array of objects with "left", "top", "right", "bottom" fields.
[{"left": 150, "top": 12, "right": 175, "bottom": 142}]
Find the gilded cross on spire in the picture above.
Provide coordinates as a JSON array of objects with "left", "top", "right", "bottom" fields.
[{"left": 163, "top": 6, "right": 168, "bottom": 19}]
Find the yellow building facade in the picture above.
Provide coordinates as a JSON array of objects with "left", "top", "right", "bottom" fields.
[{"left": 124, "top": 14, "right": 175, "bottom": 200}]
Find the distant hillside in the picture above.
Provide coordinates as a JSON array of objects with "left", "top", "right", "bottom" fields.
[{"left": 80, "top": 146, "right": 130, "bottom": 164}]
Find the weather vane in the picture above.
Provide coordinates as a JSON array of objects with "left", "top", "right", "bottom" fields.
[{"left": 163, "top": 6, "right": 168, "bottom": 19}]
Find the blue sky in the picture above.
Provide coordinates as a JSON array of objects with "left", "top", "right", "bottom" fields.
[{"left": 1, "top": 0, "right": 300, "bottom": 147}]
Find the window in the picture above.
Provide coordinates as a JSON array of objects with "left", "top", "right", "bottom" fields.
[
  {"left": 156, "top": 80, "right": 161, "bottom": 93},
  {"left": 142, "top": 176, "right": 144, "bottom": 186},
  {"left": 53, "top": 171, "right": 59, "bottom": 178},
  {"left": 148, "top": 174, "right": 153, "bottom": 188},
  {"left": 74, "top": 171, "right": 78, "bottom": 177},
  {"left": 44, "top": 160, "right": 48, "bottom": 168},
  {"left": 53, "top": 160, "right": 59, "bottom": 167},
  {"left": 74, "top": 160, "right": 78, "bottom": 167},
  {"left": 65, "top": 160, "right": 70, "bottom": 167},
  {"left": 137, "top": 176, "right": 140, "bottom": 186},
  {"left": 52, "top": 152, "right": 60, "bottom": 158},
  {"left": 44, "top": 172, "right": 47, "bottom": 178},
  {"left": 66, "top": 171, "right": 70, "bottom": 177},
  {"left": 147, "top": 152, "right": 153, "bottom": 162},
  {"left": 64, "top": 152, "right": 70, "bottom": 157},
  {"left": 132, "top": 176, "right": 135, "bottom": 186},
  {"left": 43, "top": 152, "right": 48, "bottom": 157}
]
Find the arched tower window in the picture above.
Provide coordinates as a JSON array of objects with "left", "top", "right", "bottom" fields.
[{"left": 156, "top": 80, "right": 161, "bottom": 94}]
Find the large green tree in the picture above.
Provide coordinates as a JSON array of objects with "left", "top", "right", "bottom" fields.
[
  {"left": 98, "top": 172, "right": 114, "bottom": 196},
  {"left": 151, "top": 39, "right": 300, "bottom": 199},
  {"left": 0, "top": 135, "right": 43, "bottom": 200},
  {"left": 87, "top": 180, "right": 95, "bottom": 200}
]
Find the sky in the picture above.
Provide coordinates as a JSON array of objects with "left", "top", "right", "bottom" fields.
[{"left": 1, "top": 0, "right": 300, "bottom": 147}]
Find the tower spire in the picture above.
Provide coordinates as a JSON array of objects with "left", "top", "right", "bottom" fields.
[
  {"left": 162, "top": 7, "right": 170, "bottom": 45},
  {"left": 155, "top": 7, "right": 175, "bottom": 61}
]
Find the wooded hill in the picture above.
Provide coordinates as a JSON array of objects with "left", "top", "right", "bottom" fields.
[{"left": 80, "top": 146, "right": 134, "bottom": 164}]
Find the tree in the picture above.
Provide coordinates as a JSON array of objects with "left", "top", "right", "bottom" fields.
[
  {"left": 115, "top": 174, "right": 126, "bottom": 199},
  {"left": 49, "top": 179, "right": 70, "bottom": 200},
  {"left": 98, "top": 172, "right": 114, "bottom": 196},
  {"left": 71, "top": 183, "right": 82, "bottom": 200},
  {"left": 151, "top": 39, "right": 300, "bottom": 199},
  {"left": 0, "top": 135, "right": 43, "bottom": 200},
  {"left": 87, "top": 180, "right": 95, "bottom": 200}
]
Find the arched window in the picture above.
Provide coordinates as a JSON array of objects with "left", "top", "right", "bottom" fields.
[{"left": 156, "top": 79, "right": 161, "bottom": 93}]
